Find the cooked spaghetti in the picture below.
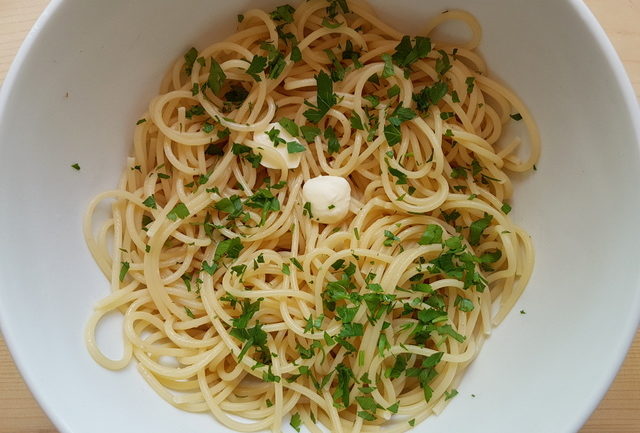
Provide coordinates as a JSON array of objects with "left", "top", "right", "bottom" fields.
[{"left": 84, "top": 1, "right": 539, "bottom": 432}]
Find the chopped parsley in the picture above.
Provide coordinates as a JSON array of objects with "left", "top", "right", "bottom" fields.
[
  {"left": 290, "top": 413, "right": 302, "bottom": 432},
  {"left": 322, "top": 16, "right": 342, "bottom": 29},
  {"left": 184, "top": 306, "right": 195, "bottom": 319},
  {"left": 304, "top": 315, "right": 323, "bottom": 333},
  {"left": 350, "top": 112, "right": 365, "bottom": 130},
  {"left": 142, "top": 194, "right": 158, "bottom": 209},
  {"left": 342, "top": 40, "right": 362, "bottom": 68},
  {"left": 246, "top": 55, "right": 267, "bottom": 82},
  {"left": 71, "top": 163, "right": 80, "bottom": 171},
  {"left": 435, "top": 50, "right": 452, "bottom": 76},
  {"left": 282, "top": 263, "right": 291, "bottom": 275},
  {"left": 324, "top": 126, "right": 340, "bottom": 154},
  {"left": 201, "top": 122, "right": 214, "bottom": 133},
  {"left": 300, "top": 125, "right": 321, "bottom": 142},
  {"left": 290, "top": 43, "right": 302, "bottom": 62},
  {"left": 381, "top": 53, "right": 395, "bottom": 78},
  {"left": 260, "top": 42, "right": 287, "bottom": 79},
  {"left": 287, "top": 141, "right": 306, "bottom": 153},
  {"left": 383, "top": 230, "right": 400, "bottom": 246},
  {"left": 290, "top": 257, "right": 303, "bottom": 271},
  {"left": 185, "top": 104, "right": 205, "bottom": 119},
  {"left": 245, "top": 185, "right": 282, "bottom": 226},
  {"left": 270, "top": 4, "right": 295, "bottom": 23},
  {"left": 384, "top": 124, "right": 401, "bottom": 146},
  {"left": 324, "top": 48, "right": 346, "bottom": 81},
  {"left": 119, "top": 261, "right": 130, "bottom": 282},
  {"left": 183, "top": 47, "right": 198, "bottom": 75},
  {"left": 388, "top": 105, "right": 416, "bottom": 126},
  {"left": 303, "top": 71, "right": 337, "bottom": 123},
  {"left": 214, "top": 237, "right": 244, "bottom": 261},
  {"left": 215, "top": 195, "right": 244, "bottom": 219},
  {"left": 468, "top": 213, "right": 493, "bottom": 246},
  {"left": 166, "top": 203, "right": 190, "bottom": 221},
  {"left": 232, "top": 142, "right": 262, "bottom": 168},
  {"left": 454, "top": 295, "right": 474, "bottom": 312},
  {"left": 465, "top": 76, "right": 475, "bottom": 94},
  {"left": 207, "top": 57, "right": 226, "bottom": 95},
  {"left": 413, "top": 81, "right": 448, "bottom": 112},
  {"left": 387, "top": 84, "right": 400, "bottom": 98},
  {"left": 387, "top": 164, "right": 407, "bottom": 184},
  {"left": 278, "top": 117, "right": 299, "bottom": 137},
  {"left": 364, "top": 94, "right": 379, "bottom": 107},
  {"left": 202, "top": 260, "right": 218, "bottom": 275},
  {"left": 303, "top": 201, "right": 313, "bottom": 218},
  {"left": 392, "top": 35, "right": 431, "bottom": 69},
  {"left": 445, "top": 389, "right": 459, "bottom": 400},
  {"left": 418, "top": 224, "right": 443, "bottom": 245}
]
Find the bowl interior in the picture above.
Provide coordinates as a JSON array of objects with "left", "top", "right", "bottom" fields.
[{"left": 1, "top": 0, "right": 639, "bottom": 432}]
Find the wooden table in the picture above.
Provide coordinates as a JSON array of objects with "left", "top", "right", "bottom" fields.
[{"left": 0, "top": 1, "right": 639, "bottom": 432}]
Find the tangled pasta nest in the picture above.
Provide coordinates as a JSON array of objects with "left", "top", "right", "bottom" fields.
[{"left": 84, "top": 1, "right": 538, "bottom": 432}]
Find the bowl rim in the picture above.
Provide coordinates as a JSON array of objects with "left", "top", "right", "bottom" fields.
[
  {"left": 561, "top": 1, "right": 640, "bottom": 429},
  {"left": 1, "top": 1, "right": 639, "bottom": 432}
]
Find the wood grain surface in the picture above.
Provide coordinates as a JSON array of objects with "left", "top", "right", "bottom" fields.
[{"left": 0, "top": 1, "right": 639, "bottom": 432}]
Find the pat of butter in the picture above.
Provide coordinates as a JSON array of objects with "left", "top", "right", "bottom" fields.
[
  {"left": 302, "top": 176, "right": 351, "bottom": 224},
  {"left": 252, "top": 123, "right": 303, "bottom": 169}
]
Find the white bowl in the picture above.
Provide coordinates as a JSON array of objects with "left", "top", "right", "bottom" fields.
[{"left": 1, "top": 0, "right": 639, "bottom": 432}]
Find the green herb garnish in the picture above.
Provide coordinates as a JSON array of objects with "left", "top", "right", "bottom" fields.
[
  {"left": 167, "top": 203, "right": 189, "bottom": 221},
  {"left": 287, "top": 141, "right": 306, "bottom": 153},
  {"left": 303, "top": 71, "right": 337, "bottom": 123},
  {"left": 469, "top": 213, "right": 493, "bottom": 246},
  {"left": 290, "top": 413, "right": 302, "bottom": 432},
  {"left": 119, "top": 261, "right": 130, "bottom": 282},
  {"left": 183, "top": 47, "right": 198, "bottom": 75},
  {"left": 246, "top": 55, "right": 267, "bottom": 82}
]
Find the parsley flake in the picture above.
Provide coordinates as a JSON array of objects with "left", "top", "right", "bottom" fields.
[
  {"left": 290, "top": 413, "right": 302, "bottom": 432},
  {"left": 303, "top": 71, "right": 337, "bottom": 123},
  {"left": 419, "top": 224, "right": 443, "bottom": 245},
  {"left": 183, "top": 47, "right": 198, "bottom": 75},
  {"left": 207, "top": 57, "right": 226, "bottom": 95},
  {"left": 445, "top": 389, "right": 459, "bottom": 400},
  {"left": 278, "top": 117, "right": 299, "bottom": 137},
  {"left": 119, "top": 261, "right": 130, "bottom": 282},
  {"left": 246, "top": 55, "right": 267, "bottom": 82},
  {"left": 324, "top": 126, "right": 340, "bottom": 154},
  {"left": 381, "top": 53, "right": 395, "bottom": 78},
  {"left": 300, "top": 125, "right": 321, "bottom": 142},
  {"left": 142, "top": 195, "right": 157, "bottom": 209},
  {"left": 392, "top": 36, "right": 431, "bottom": 68},
  {"left": 184, "top": 306, "right": 195, "bottom": 319},
  {"left": 469, "top": 213, "right": 493, "bottom": 246},
  {"left": 166, "top": 203, "right": 189, "bottom": 221},
  {"left": 287, "top": 141, "right": 306, "bottom": 153}
]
